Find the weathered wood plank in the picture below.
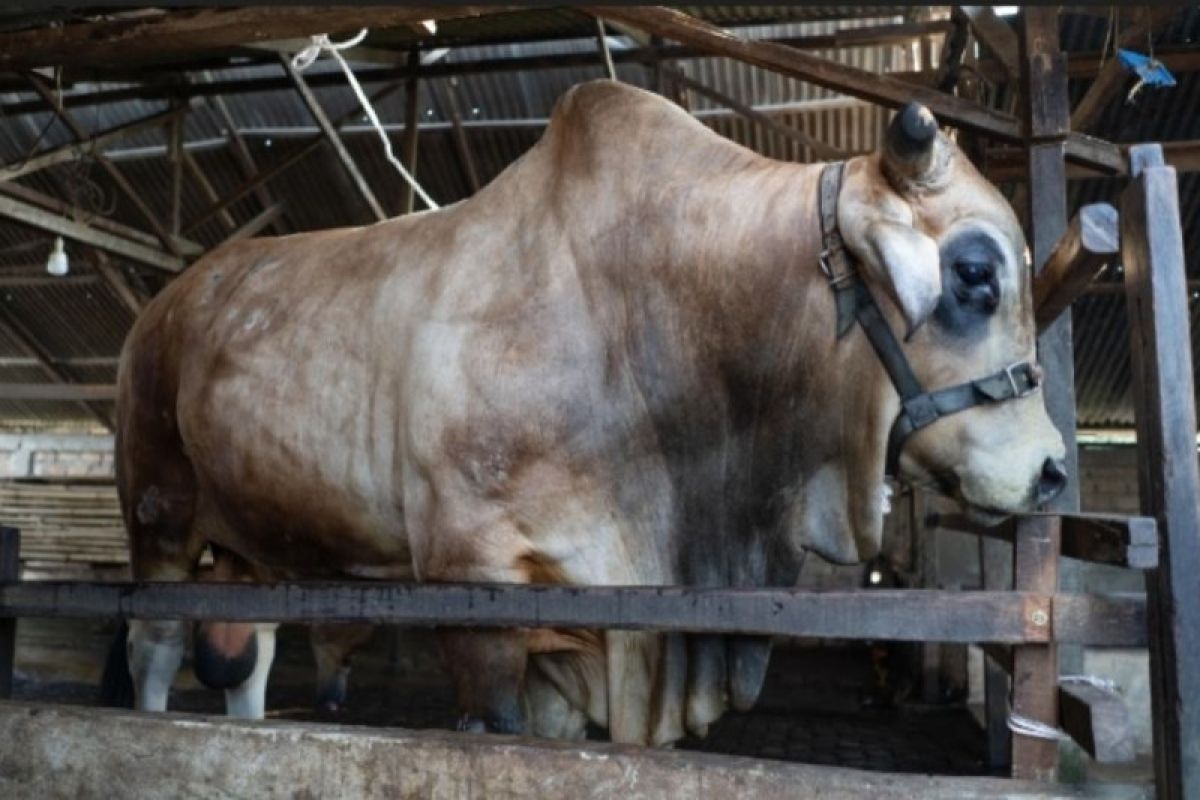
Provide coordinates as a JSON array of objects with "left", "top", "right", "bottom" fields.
[
  {"left": 1032, "top": 203, "right": 1119, "bottom": 332},
  {"left": 935, "top": 512, "right": 1157, "bottom": 569},
  {"left": 0, "top": 581, "right": 1145, "bottom": 646},
  {"left": 960, "top": 6, "right": 1020, "bottom": 81},
  {"left": 0, "top": 383, "right": 117, "bottom": 402},
  {"left": 1059, "top": 682, "right": 1136, "bottom": 764},
  {"left": 0, "top": 7, "right": 511, "bottom": 69},
  {"left": 1011, "top": 515, "right": 1062, "bottom": 780},
  {"left": 0, "top": 528, "right": 17, "bottom": 700},
  {"left": 1122, "top": 144, "right": 1200, "bottom": 800},
  {"left": 586, "top": 6, "right": 1024, "bottom": 142},
  {"left": 400, "top": 49, "right": 422, "bottom": 214}
]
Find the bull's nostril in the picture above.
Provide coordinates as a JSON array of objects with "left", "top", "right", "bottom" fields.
[{"left": 1036, "top": 457, "right": 1068, "bottom": 505}]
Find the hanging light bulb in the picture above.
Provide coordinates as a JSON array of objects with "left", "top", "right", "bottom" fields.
[{"left": 45, "top": 236, "right": 68, "bottom": 276}]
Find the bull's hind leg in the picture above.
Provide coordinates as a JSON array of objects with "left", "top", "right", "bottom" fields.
[
  {"left": 193, "top": 546, "right": 280, "bottom": 719},
  {"left": 121, "top": 462, "right": 206, "bottom": 712}
]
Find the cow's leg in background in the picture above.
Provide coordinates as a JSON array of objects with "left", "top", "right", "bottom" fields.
[
  {"left": 439, "top": 627, "right": 528, "bottom": 734},
  {"left": 193, "top": 546, "right": 279, "bottom": 719},
  {"left": 311, "top": 623, "right": 376, "bottom": 711}
]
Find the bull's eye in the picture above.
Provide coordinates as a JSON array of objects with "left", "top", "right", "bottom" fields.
[
  {"left": 935, "top": 229, "right": 1006, "bottom": 334},
  {"left": 954, "top": 260, "right": 992, "bottom": 286}
]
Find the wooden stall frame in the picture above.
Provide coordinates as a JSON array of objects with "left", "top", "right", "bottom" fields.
[{"left": 0, "top": 7, "right": 1193, "bottom": 798}]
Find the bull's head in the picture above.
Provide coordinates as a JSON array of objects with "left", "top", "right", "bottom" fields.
[{"left": 838, "top": 102, "right": 1066, "bottom": 526}]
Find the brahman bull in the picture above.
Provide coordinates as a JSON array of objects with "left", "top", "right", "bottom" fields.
[{"left": 108, "top": 80, "right": 1065, "bottom": 744}]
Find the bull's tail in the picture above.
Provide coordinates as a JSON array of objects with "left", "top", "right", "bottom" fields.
[{"left": 98, "top": 619, "right": 135, "bottom": 708}]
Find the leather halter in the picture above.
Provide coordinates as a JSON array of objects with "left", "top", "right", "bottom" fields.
[{"left": 818, "top": 162, "right": 1041, "bottom": 478}]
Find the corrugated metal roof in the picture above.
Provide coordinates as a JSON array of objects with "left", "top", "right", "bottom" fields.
[{"left": 0, "top": 8, "right": 1195, "bottom": 431}]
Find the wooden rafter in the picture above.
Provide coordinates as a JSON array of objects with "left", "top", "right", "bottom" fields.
[
  {"left": 0, "top": 6, "right": 514, "bottom": 69},
  {"left": 283, "top": 54, "right": 387, "bottom": 221},
  {"left": 399, "top": 50, "right": 422, "bottom": 215},
  {"left": 659, "top": 64, "right": 844, "bottom": 161},
  {"left": 184, "top": 78, "right": 410, "bottom": 233},
  {"left": 0, "top": 106, "right": 185, "bottom": 182},
  {"left": 585, "top": 6, "right": 1024, "bottom": 142},
  {"left": 27, "top": 74, "right": 185, "bottom": 259},
  {"left": 958, "top": 6, "right": 1020, "bottom": 82},
  {"left": 0, "top": 192, "right": 183, "bottom": 273}
]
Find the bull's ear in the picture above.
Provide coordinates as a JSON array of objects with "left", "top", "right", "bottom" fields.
[{"left": 852, "top": 220, "right": 941, "bottom": 339}]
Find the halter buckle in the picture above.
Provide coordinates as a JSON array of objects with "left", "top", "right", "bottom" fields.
[
  {"left": 819, "top": 246, "right": 856, "bottom": 288},
  {"left": 1004, "top": 362, "right": 1039, "bottom": 398}
]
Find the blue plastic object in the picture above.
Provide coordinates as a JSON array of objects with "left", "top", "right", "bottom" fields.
[{"left": 1118, "top": 48, "right": 1177, "bottom": 87}]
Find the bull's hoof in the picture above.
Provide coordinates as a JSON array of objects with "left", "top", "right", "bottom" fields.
[{"left": 456, "top": 714, "right": 523, "bottom": 735}]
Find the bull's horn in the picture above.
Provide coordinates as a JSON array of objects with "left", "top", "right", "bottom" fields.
[{"left": 882, "top": 102, "right": 943, "bottom": 189}]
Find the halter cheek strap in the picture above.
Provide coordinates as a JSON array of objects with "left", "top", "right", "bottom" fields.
[{"left": 818, "top": 162, "right": 1041, "bottom": 478}]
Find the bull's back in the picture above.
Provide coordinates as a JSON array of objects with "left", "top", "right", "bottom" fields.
[{"left": 117, "top": 229, "right": 418, "bottom": 577}]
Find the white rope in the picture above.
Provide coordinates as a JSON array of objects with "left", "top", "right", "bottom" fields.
[
  {"left": 1060, "top": 674, "right": 1120, "bottom": 693},
  {"left": 291, "top": 30, "right": 439, "bottom": 211},
  {"left": 1007, "top": 710, "right": 1070, "bottom": 741},
  {"left": 1006, "top": 674, "right": 1121, "bottom": 740}
]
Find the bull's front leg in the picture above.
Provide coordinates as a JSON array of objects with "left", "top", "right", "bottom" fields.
[{"left": 440, "top": 627, "right": 528, "bottom": 734}]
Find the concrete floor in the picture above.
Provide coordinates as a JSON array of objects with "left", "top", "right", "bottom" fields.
[{"left": 11, "top": 615, "right": 993, "bottom": 776}]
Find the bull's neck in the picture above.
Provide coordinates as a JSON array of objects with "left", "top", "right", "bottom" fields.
[{"left": 630, "top": 158, "right": 849, "bottom": 396}]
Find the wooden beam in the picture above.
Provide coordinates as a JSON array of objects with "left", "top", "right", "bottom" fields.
[
  {"left": 27, "top": 74, "right": 184, "bottom": 260},
  {"left": 0, "top": 106, "right": 185, "bottom": 182},
  {"left": 595, "top": 17, "right": 617, "bottom": 81},
  {"left": 1011, "top": 515, "right": 1062, "bottom": 781},
  {"left": 935, "top": 512, "right": 1158, "bottom": 570},
  {"left": 202, "top": 80, "right": 289, "bottom": 235},
  {"left": 181, "top": 150, "right": 237, "bottom": 231},
  {"left": 0, "top": 7, "right": 511, "bottom": 69},
  {"left": 0, "top": 24, "right": 994, "bottom": 119},
  {"left": 989, "top": 139, "right": 1200, "bottom": 181},
  {"left": 221, "top": 203, "right": 285, "bottom": 244},
  {"left": 443, "top": 79, "right": 481, "bottom": 195},
  {"left": 659, "top": 64, "right": 845, "bottom": 161},
  {"left": 185, "top": 78, "right": 409, "bottom": 233},
  {"left": 1059, "top": 682, "right": 1137, "bottom": 764},
  {"left": 1122, "top": 144, "right": 1200, "bottom": 800},
  {"left": 0, "top": 180, "right": 201, "bottom": 258},
  {"left": 959, "top": 6, "right": 1020, "bottom": 81},
  {"left": 0, "top": 384, "right": 118, "bottom": 402},
  {"left": 1069, "top": 44, "right": 1200, "bottom": 80},
  {"left": 0, "top": 193, "right": 184, "bottom": 273},
  {"left": 980, "top": 648, "right": 1137, "bottom": 764},
  {"left": 0, "top": 581, "right": 1145, "bottom": 646},
  {"left": 168, "top": 103, "right": 184, "bottom": 236},
  {"left": 281, "top": 55, "right": 387, "bottom": 222},
  {"left": 400, "top": 50, "right": 421, "bottom": 214},
  {"left": 1033, "top": 203, "right": 1119, "bottom": 332},
  {"left": 89, "top": 250, "right": 145, "bottom": 317},
  {"left": 585, "top": 6, "right": 1025, "bottom": 142},
  {"left": 935, "top": 13, "right": 972, "bottom": 93},
  {"left": 1071, "top": 8, "right": 1179, "bottom": 133}
]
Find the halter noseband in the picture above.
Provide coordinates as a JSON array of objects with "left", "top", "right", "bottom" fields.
[{"left": 818, "top": 162, "right": 1041, "bottom": 478}]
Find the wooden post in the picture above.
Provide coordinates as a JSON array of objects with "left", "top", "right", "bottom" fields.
[
  {"left": 1122, "top": 143, "right": 1200, "bottom": 800},
  {"left": 281, "top": 54, "right": 388, "bottom": 223},
  {"left": 1012, "top": 7, "right": 1074, "bottom": 781},
  {"left": 444, "top": 78, "right": 480, "bottom": 195},
  {"left": 982, "top": 537, "right": 1013, "bottom": 771},
  {"left": 400, "top": 48, "right": 421, "bottom": 215},
  {"left": 168, "top": 101, "right": 184, "bottom": 236},
  {"left": 0, "top": 527, "right": 18, "bottom": 699}
]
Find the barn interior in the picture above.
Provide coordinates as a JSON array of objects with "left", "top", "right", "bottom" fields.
[{"left": 0, "top": 4, "right": 1194, "bottom": 793}]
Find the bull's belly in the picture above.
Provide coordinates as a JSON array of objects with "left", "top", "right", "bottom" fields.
[{"left": 192, "top": 471, "right": 413, "bottom": 579}]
